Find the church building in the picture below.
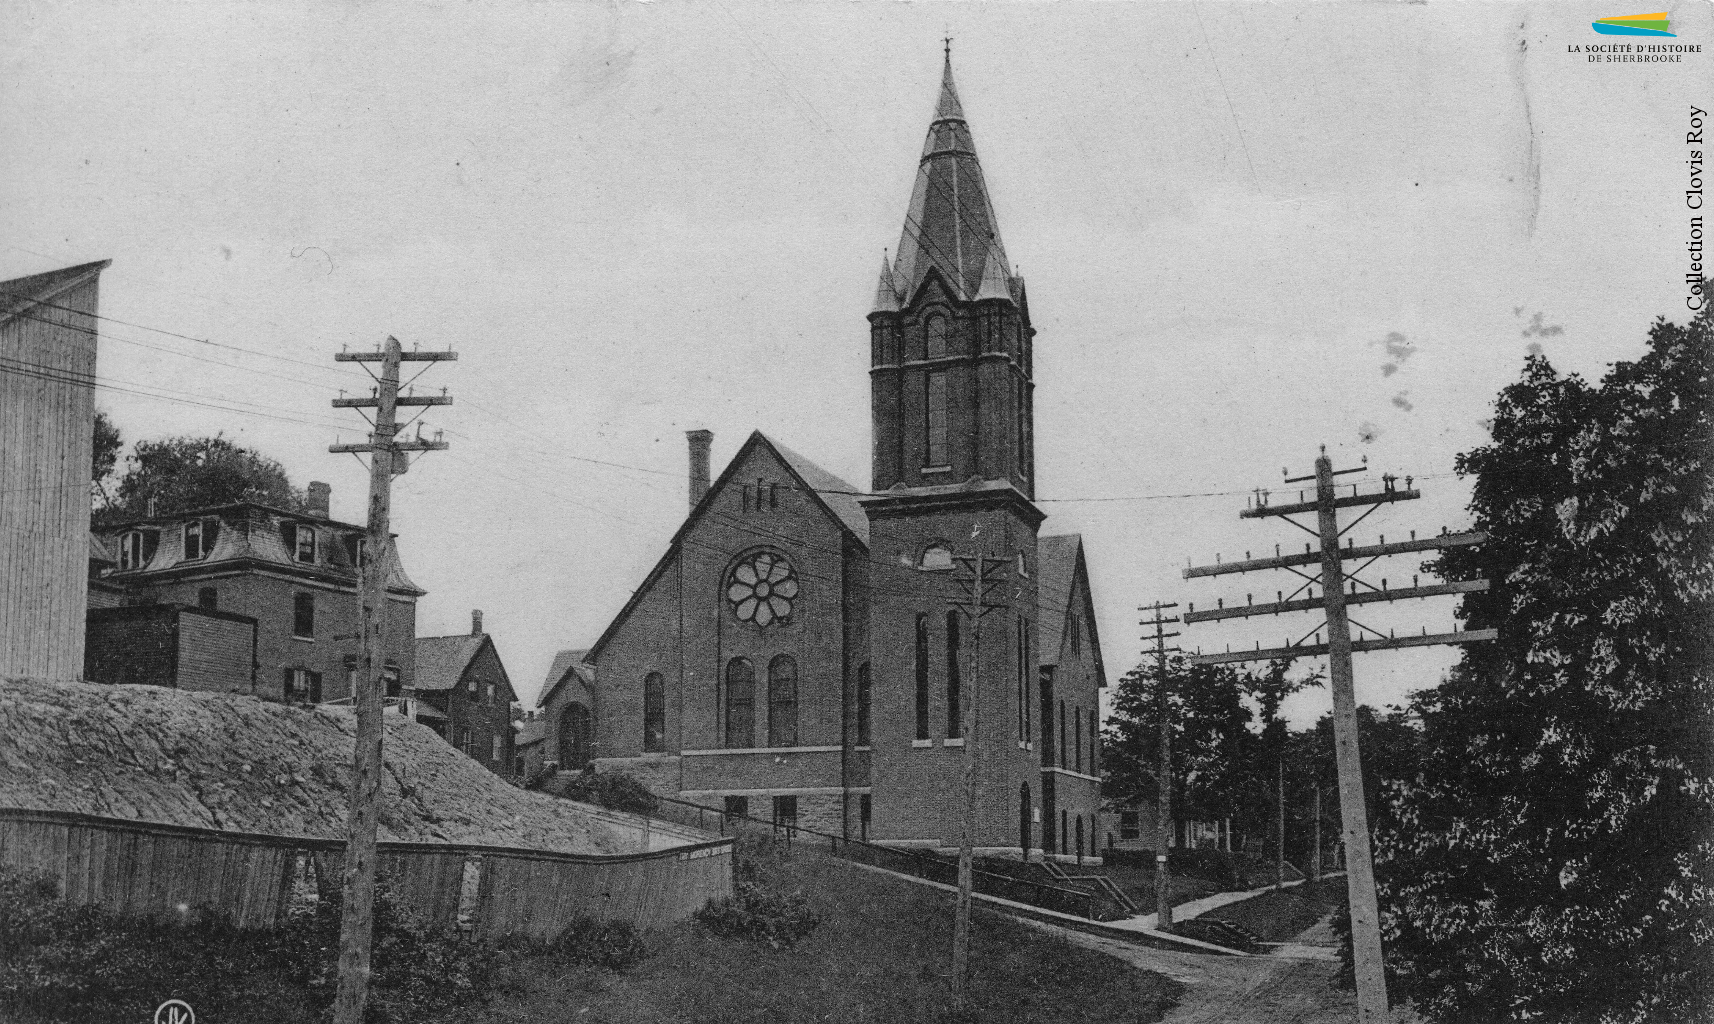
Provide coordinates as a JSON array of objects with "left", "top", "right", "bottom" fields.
[{"left": 540, "top": 56, "right": 1108, "bottom": 862}]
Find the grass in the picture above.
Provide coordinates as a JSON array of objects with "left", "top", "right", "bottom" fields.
[
  {"left": 4, "top": 835, "right": 1184, "bottom": 1024},
  {"left": 1200, "top": 876, "right": 1348, "bottom": 943},
  {"left": 475, "top": 831, "right": 1184, "bottom": 1024}
]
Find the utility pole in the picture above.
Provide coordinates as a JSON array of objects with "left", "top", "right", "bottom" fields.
[
  {"left": 1182, "top": 446, "right": 1494, "bottom": 1024},
  {"left": 1312, "top": 783, "right": 1323, "bottom": 882},
  {"left": 1276, "top": 759, "right": 1286, "bottom": 891},
  {"left": 328, "top": 336, "right": 453, "bottom": 1024},
  {"left": 948, "top": 550, "right": 1009, "bottom": 1005},
  {"left": 1138, "top": 601, "right": 1179, "bottom": 931}
]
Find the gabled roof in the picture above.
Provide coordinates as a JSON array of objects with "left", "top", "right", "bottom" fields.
[
  {"left": 768, "top": 436, "right": 869, "bottom": 545},
  {"left": 884, "top": 57, "right": 1017, "bottom": 308},
  {"left": 1036, "top": 533, "right": 1108, "bottom": 687},
  {"left": 0, "top": 260, "right": 110, "bottom": 327},
  {"left": 586, "top": 431, "right": 869, "bottom": 662},
  {"left": 537, "top": 647, "right": 595, "bottom": 708},
  {"left": 413, "top": 634, "right": 492, "bottom": 692},
  {"left": 516, "top": 718, "right": 548, "bottom": 746}
]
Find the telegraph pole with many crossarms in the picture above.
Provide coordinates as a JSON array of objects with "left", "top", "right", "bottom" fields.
[
  {"left": 948, "top": 550, "right": 1009, "bottom": 1005},
  {"left": 1137, "top": 601, "right": 1180, "bottom": 931},
  {"left": 1181, "top": 446, "right": 1494, "bottom": 1024},
  {"left": 328, "top": 336, "right": 453, "bottom": 1024}
]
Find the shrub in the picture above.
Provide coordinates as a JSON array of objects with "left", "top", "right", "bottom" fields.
[
  {"left": 558, "top": 770, "right": 660, "bottom": 815},
  {"left": 694, "top": 881, "right": 820, "bottom": 950},
  {"left": 547, "top": 917, "right": 651, "bottom": 971},
  {"left": 0, "top": 869, "right": 516, "bottom": 1024}
]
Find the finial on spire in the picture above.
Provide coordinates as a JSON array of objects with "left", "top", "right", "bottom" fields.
[{"left": 943, "top": 29, "right": 952, "bottom": 62}]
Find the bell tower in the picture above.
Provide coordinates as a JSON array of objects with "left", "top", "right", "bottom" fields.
[
  {"left": 867, "top": 53, "right": 1036, "bottom": 497},
  {"left": 862, "top": 53, "right": 1046, "bottom": 852}
]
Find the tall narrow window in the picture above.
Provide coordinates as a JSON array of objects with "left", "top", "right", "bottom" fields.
[
  {"left": 1039, "top": 667, "right": 1055, "bottom": 764},
  {"left": 643, "top": 672, "right": 666, "bottom": 752},
  {"left": 1074, "top": 707, "right": 1084, "bottom": 772},
  {"left": 198, "top": 587, "right": 218, "bottom": 611},
  {"left": 945, "top": 611, "right": 962, "bottom": 738},
  {"left": 856, "top": 662, "right": 872, "bottom": 746},
  {"left": 925, "top": 371, "right": 948, "bottom": 466},
  {"left": 768, "top": 655, "right": 798, "bottom": 747},
  {"left": 382, "top": 663, "right": 400, "bottom": 698},
  {"left": 1017, "top": 378, "right": 1027, "bottom": 475},
  {"left": 1023, "top": 627, "right": 1032, "bottom": 742},
  {"left": 1016, "top": 620, "right": 1024, "bottom": 741},
  {"left": 293, "top": 592, "right": 315, "bottom": 639},
  {"left": 120, "top": 531, "right": 143, "bottom": 570},
  {"left": 724, "top": 658, "right": 755, "bottom": 748},
  {"left": 1070, "top": 614, "right": 1082, "bottom": 658},
  {"left": 925, "top": 314, "right": 949, "bottom": 359},
  {"left": 914, "top": 615, "right": 930, "bottom": 740},
  {"left": 1089, "top": 711, "right": 1099, "bottom": 776},
  {"left": 1059, "top": 700, "right": 1067, "bottom": 769},
  {"left": 183, "top": 519, "right": 203, "bottom": 560},
  {"left": 860, "top": 794, "right": 872, "bottom": 842}
]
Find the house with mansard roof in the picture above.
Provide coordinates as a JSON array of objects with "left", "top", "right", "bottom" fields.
[
  {"left": 86, "top": 482, "right": 421, "bottom": 703},
  {"left": 538, "top": 55, "right": 1109, "bottom": 861}
]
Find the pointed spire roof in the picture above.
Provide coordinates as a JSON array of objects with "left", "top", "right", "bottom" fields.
[
  {"left": 890, "top": 54, "right": 1012, "bottom": 305},
  {"left": 871, "top": 253, "right": 900, "bottom": 314}
]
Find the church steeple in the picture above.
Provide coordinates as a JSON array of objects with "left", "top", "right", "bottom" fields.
[
  {"left": 868, "top": 53, "right": 1035, "bottom": 498},
  {"left": 889, "top": 54, "right": 1015, "bottom": 306}
]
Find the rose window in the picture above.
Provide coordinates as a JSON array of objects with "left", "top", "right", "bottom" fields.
[{"left": 728, "top": 552, "right": 799, "bottom": 627}]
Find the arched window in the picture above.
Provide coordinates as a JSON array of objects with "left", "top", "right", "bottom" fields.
[
  {"left": 724, "top": 658, "right": 755, "bottom": 748},
  {"left": 1059, "top": 700, "right": 1067, "bottom": 769},
  {"left": 643, "top": 672, "right": 666, "bottom": 752},
  {"left": 1060, "top": 809, "right": 1069, "bottom": 855},
  {"left": 914, "top": 615, "right": 930, "bottom": 740},
  {"left": 856, "top": 662, "right": 872, "bottom": 746},
  {"left": 919, "top": 542, "right": 953, "bottom": 571},
  {"left": 768, "top": 655, "right": 798, "bottom": 747},
  {"left": 1076, "top": 815, "right": 1085, "bottom": 863},
  {"left": 560, "top": 703, "right": 592, "bottom": 768},
  {"left": 925, "top": 314, "right": 949, "bottom": 359},
  {"left": 946, "top": 611, "right": 962, "bottom": 738}
]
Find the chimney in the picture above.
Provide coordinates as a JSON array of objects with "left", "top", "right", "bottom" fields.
[
  {"left": 306, "top": 481, "right": 331, "bottom": 518},
  {"left": 686, "top": 430, "right": 713, "bottom": 510},
  {"left": 471, "top": 609, "right": 484, "bottom": 635}
]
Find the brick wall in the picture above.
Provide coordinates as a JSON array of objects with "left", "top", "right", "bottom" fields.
[
  {"left": 437, "top": 641, "right": 516, "bottom": 774},
  {"left": 173, "top": 610, "right": 256, "bottom": 694}
]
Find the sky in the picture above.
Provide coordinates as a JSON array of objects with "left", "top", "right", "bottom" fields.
[{"left": 4, "top": 1, "right": 1708, "bottom": 725}]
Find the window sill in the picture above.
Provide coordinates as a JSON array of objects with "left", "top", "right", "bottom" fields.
[
  {"left": 921, "top": 465, "right": 953, "bottom": 475},
  {"left": 854, "top": 745, "right": 872, "bottom": 752},
  {"left": 943, "top": 738, "right": 965, "bottom": 747},
  {"left": 291, "top": 635, "right": 316, "bottom": 643},
  {"left": 911, "top": 739, "right": 933, "bottom": 748}
]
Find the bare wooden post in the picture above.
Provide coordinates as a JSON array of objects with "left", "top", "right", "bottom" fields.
[
  {"left": 950, "top": 551, "right": 1008, "bottom": 1005},
  {"left": 1276, "top": 757, "right": 1286, "bottom": 891},
  {"left": 1312, "top": 783, "right": 1322, "bottom": 882}
]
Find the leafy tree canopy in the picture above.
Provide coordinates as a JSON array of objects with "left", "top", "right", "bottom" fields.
[
  {"left": 94, "top": 434, "right": 306, "bottom": 526},
  {"left": 1376, "top": 303, "right": 1713, "bottom": 1023}
]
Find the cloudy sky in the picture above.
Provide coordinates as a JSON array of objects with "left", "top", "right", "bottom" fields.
[{"left": 5, "top": 1, "right": 1707, "bottom": 724}]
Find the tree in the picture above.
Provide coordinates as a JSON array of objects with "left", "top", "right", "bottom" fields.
[
  {"left": 1103, "top": 657, "right": 1320, "bottom": 849},
  {"left": 91, "top": 410, "right": 122, "bottom": 507},
  {"left": 94, "top": 434, "right": 306, "bottom": 525},
  {"left": 1375, "top": 302, "right": 1713, "bottom": 1023}
]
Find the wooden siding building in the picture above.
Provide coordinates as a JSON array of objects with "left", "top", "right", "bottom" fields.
[{"left": 1, "top": 260, "right": 109, "bottom": 680}]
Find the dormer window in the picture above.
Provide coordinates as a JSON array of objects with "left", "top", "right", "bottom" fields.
[
  {"left": 120, "top": 531, "right": 144, "bottom": 570},
  {"left": 182, "top": 518, "right": 218, "bottom": 560},
  {"left": 292, "top": 524, "right": 316, "bottom": 564}
]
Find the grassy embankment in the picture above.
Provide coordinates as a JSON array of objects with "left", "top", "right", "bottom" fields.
[
  {"left": 1201, "top": 876, "right": 1349, "bottom": 943},
  {"left": 3, "top": 831, "right": 1184, "bottom": 1024}
]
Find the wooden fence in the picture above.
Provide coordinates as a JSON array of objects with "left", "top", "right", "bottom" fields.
[{"left": 0, "top": 807, "right": 732, "bottom": 938}]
